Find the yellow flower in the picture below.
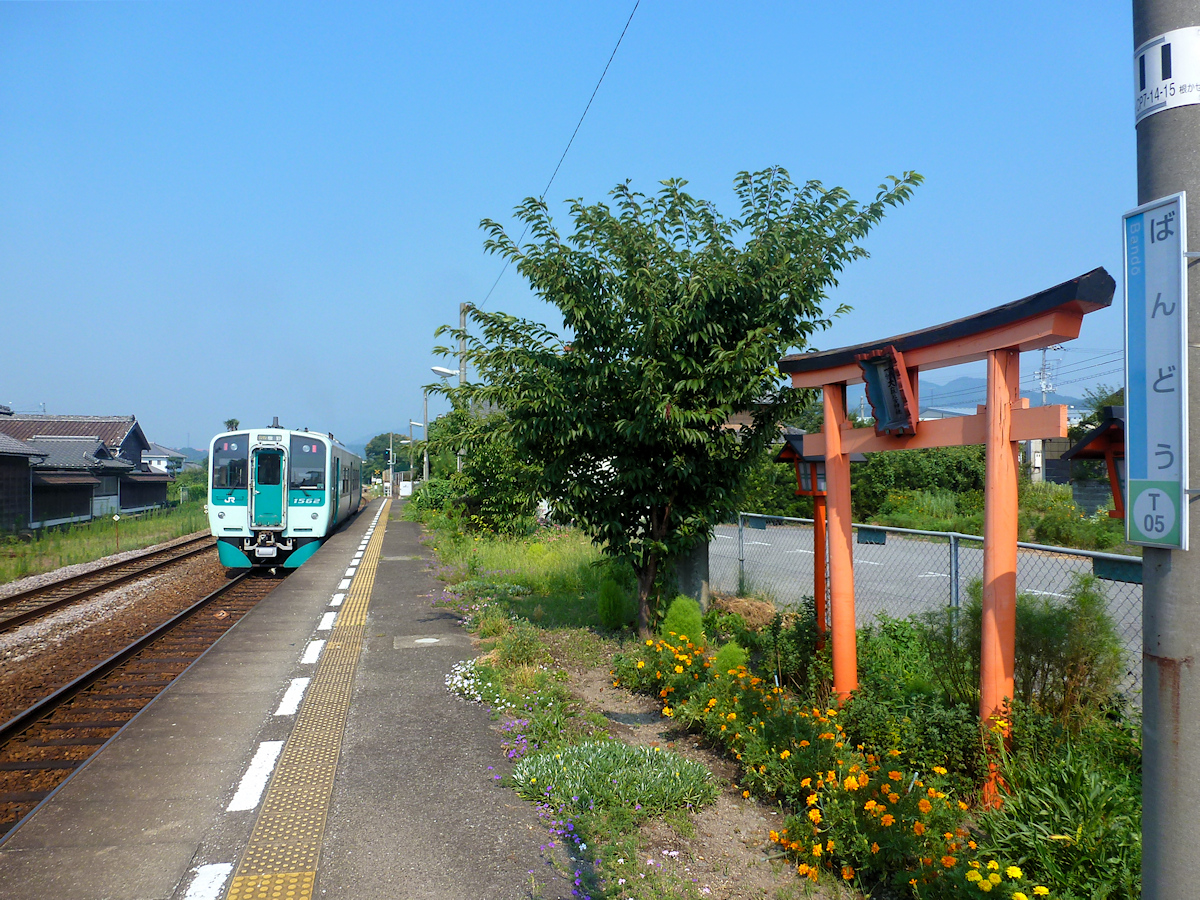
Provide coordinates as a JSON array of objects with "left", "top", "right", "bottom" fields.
[
  {"left": 646, "top": 639, "right": 653, "bottom": 646},
  {"left": 742, "top": 790, "right": 750, "bottom": 798},
  {"left": 844, "top": 776, "right": 859, "bottom": 791},
  {"left": 780, "top": 750, "right": 791, "bottom": 760},
  {"left": 1007, "top": 866, "right": 1023, "bottom": 879},
  {"left": 797, "top": 863, "right": 810, "bottom": 875},
  {"left": 769, "top": 830, "right": 779, "bottom": 842},
  {"left": 726, "top": 712, "right": 737, "bottom": 721},
  {"left": 979, "top": 881, "right": 993, "bottom": 893},
  {"left": 1033, "top": 888, "right": 1049, "bottom": 897},
  {"left": 1013, "top": 893, "right": 1029, "bottom": 900},
  {"left": 965, "top": 870, "right": 982, "bottom": 883},
  {"left": 808, "top": 809, "right": 822, "bottom": 824},
  {"left": 806, "top": 794, "right": 818, "bottom": 807},
  {"left": 989, "top": 873, "right": 1001, "bottom": 885},
  {"left": 932, "top": 765, "right": 948, "bottom": 775},
  {"left": 986, "top": 860, "right": 999, "bottom": 871},
  {"left": 662, "top": 706, "right": 673, "bottom": 717},
  {"left": 800, "top": 777, "right": 811, "bottom": 788},
  {"left": 674, "top": 665, "right": 683, "bottom": 674},
  {"left": 636, "top": 660, "right": 645, "bottom": 669},
  {"left": 812, "top": 844, "right": 822, "bottom": 857}
]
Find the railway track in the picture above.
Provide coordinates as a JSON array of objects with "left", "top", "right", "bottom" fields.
[
  {"left": 0, "top": 571, "right": 281, "bottom": 839},
  {"left": 0, "top": 534, "right": 215, "bottom": 633}
]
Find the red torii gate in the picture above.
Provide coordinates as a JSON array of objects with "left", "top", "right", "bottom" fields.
[{"left": 778, "top": 268, "right": 1115, "bottom": 727}]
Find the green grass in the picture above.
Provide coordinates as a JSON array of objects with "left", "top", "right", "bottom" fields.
[{"left": 0, "top": 501, "right": 209, "bottom": 585}]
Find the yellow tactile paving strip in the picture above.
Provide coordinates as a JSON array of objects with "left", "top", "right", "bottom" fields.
[{"left": 225, "top": 501, "right": 389, "bottom": 900}]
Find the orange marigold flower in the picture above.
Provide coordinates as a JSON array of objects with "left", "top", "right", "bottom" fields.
[
  {"left": 808, "top": 809, "right": 822, "bottom": 824},
  {"left": 888, "top": 771, "right": 903, "bottom": 781},
  {"left": 913, "top": 822, "right": 926, "bottom": 835},
  {"left": 797, "top": 864, "right": 810, "bottom": 876},
  {"left": 780, "top": 749, "right": 791, "bottom": 760},
  {"left": 888, "top": 748, "right": 901, "bottom": 756},
  {"left": 769, "top": 830, "right": 779, "bottom": 842},
  {"left": 918, "top": 798, "right": 933, "bottom": 814},
  {"left": 742, "top": 789, "right": 749, "bottom": 798},
  {"left": 942, "top": 856, "right": 957, "bottom": 868},
  {"left": 870, "top": 842, "right": 880, "bottom": 854},
  {"left": 812, "top": 844, "right": 822, "bottom": 857},
  {"left": 881, "top": 814, "right": 895, "bottom": 827},
  {"left": 889, "top": 793, "right": 900, "bottom": 804},
  {"left": 844, "top": 777, "right": 859, "bottom": 791},
  {"left": 799, "top": 740, "right": 810, "bottom": 747},
  {"left": 863, "top": 800, "right": 878, "bottom": 812},
  {"left": 842, "top": 865, "right": 855, "bottom": 881}
]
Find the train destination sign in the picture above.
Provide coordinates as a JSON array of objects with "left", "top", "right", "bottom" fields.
[{"left": 1123, "top": 192, "right": 1189, "bottom": 550}]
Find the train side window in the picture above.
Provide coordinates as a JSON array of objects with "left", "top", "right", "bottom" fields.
[{"left": 213, "top": 434, "right": 249, "bottom": 489}]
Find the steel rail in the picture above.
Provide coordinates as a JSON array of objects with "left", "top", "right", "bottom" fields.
[
  {"left": 0, "top": 536, "right": 214, "bottom": 632},
  {"left": 0, "top": 572, "right": 250, "bottom": 749}
]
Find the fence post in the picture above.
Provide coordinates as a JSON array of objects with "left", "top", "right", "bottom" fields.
[
  {"left": 737, "top": 513, "right": 745, "bottom": 594},
  {"left": 949, "top": 533, "right": 960, "bottom": 609}
]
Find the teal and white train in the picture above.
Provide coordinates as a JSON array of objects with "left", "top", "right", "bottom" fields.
[{"left": 207, "top": 422, "right": 363, "bottom": 569}]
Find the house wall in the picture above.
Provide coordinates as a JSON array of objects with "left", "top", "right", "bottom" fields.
[
  {"left": 32, "top": 486, "right": 92, "bottom": 526},
  {"left": 120, "top": 479, "right": 168, "bottom": 511},
  {"left": 0, "top": 455, "right": 31, "bottom": 531}
]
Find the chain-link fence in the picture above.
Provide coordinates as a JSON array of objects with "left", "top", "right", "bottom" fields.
[{"left": 710, "top": 514, "right": 1143, "bottom": 696}]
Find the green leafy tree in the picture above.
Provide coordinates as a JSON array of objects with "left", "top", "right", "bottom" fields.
[
  {"left": 223, "top": 418, "right": 240, "bottom": 432},
  {"left": 364, "top": 433, "right": 410, "bottom": 477},
  {"left": 437, "top": 167, "right": 921, "bottom": 635}
]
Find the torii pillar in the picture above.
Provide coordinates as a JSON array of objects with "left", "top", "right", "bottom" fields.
[{"left": 779, "top": 269, "right": 1115, "bottom": 723}]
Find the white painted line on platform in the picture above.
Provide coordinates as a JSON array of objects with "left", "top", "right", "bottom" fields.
[
  {"left": 338, "top": 578, "right": 352, "bottom": 590},
  {"left": 414, "top": 637, "right": 439, "bottom": 644},
  {"left": 353, "top": 555, "right": 363, "bottom": 563},
  {"left": 274, "top": 678, "right": 311, "bottom": 716},
  {"left": 330, "top": 592, "right": 346, "bottom": 606},
  {"left": 318, "top": 611, "right": 337, "bottom": 631},
  {"left": 301, "top": 640, "right": 325, "bottom": 664},
  {"left": 183, "top": 862, "right": 234, "bottom": 900},
  {"left": 715, "top": 535, "right": 734, "bottom": 540},
  {"left": 785, "top": 549, "right": 814, "bottom": 555},
  {"left": 745, "top": 541, "right": 771, "bottom": 546},
  {"left": 345, "top": 567, "right": 357, "bottom": 577},
  {"left": 227, "top": 741, "right": 285, "bottom": 811},
  {"left": 917, "top": 572, "right": 949, "bottom": 579},
  {"left": 856, "top": 560, "right": 881, "bottom": 566}
]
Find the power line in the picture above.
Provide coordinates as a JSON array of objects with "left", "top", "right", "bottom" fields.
[{"left": 478, "top": 0, "right": 641, "bottom": 310}]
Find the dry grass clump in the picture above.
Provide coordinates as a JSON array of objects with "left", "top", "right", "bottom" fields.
[{"left": 707, "top": 594, "right": 777, "bottom": 630}]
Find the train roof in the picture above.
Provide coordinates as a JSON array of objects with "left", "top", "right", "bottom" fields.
[{"left": 209, "top": 427, "right": 357, "bottom": 454}]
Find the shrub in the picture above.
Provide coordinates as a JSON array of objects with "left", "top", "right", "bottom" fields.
[
  {"left": 496, "top": 620, "right": 550, "bottom": 667},
  {"left": 408, "top": 477, "right": 458, "bottom": 512},
  {"left": 711, "top": 641, "right": 748, "bottom": 674},
  {"left": 596, "top": 577, "right": 633, "bottom": 630},
  {"left": 512, "top": 741, "right": 718, "bottom": 817},
  {"left": 660, "top": 595, "right": 705, "bottom": 644}
]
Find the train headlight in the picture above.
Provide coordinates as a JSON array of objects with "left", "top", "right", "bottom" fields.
[
  {"left": 217, "top": 511, "right": 225, "bottom": 519},
  {"left": 311, "top": 512, "right": 319, "bottom": 519}
]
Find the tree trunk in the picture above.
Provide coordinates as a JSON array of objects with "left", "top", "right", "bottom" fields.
[{"left": 635, "top": 556, "right": 659, "bottom": 639}]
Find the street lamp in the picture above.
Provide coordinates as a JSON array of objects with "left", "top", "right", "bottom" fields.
[{"left": 431, "top": 366, "right": 460, "bottom": 473}]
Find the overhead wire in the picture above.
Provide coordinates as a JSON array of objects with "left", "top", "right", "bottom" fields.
[{"left": 477, "top": 0, "right": 641, "bottom": 310}]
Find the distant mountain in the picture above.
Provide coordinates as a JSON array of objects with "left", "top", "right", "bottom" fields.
[{"left": 170, "top": 446, "right": 208, "bottom": 461}]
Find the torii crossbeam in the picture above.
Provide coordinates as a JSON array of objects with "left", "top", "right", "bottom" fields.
[{"left": 778, "top": 268, "right": 1115, "bottom": 727}]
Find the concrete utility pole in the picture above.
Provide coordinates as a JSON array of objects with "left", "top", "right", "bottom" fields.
[
  {"left": 458, "top": 302, "right": 470, "bottom": 473},
  {"left": 422, "top": 390, "right": 430, "bottom": 481},
  {"left": 1133, "top": 2, "right": 1200, "bottom": 896}
]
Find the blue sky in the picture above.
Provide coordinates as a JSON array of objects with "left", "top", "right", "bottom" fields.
[{"left": 2, "top": 2, "right": 1134, "bottom": 450}]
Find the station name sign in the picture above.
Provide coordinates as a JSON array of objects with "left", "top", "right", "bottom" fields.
[{"left": 1123, "top": 192, "right": 1189, "bottom": 550}]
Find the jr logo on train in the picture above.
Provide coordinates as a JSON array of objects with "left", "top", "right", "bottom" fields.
[{"left": 207, "top": 421, "right": 363, "bottom": 569}]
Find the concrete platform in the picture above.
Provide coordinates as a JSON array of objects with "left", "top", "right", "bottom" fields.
[{"left": 0, "top": 499, "right": 571, "bottom": 899}]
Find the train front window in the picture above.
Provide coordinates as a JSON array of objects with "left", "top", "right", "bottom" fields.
[
  {"left": 289, "top": 437, "right": 326, "bottom": 489},
  {"left": 212, "top": 434, "right": 248, "bottom": 489}
]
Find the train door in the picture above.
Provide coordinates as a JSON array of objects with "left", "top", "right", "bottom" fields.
[
  {"left": 252, "top": 447, "right": 286, "bottom": 527},
  {"left": 331, "top": 457, "right": 341, "bottom": 522}
]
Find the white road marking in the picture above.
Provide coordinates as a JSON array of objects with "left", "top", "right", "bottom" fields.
[
  {"left": 715, "top": 535, "right": 734, "bottom": 540},
  {"left": 274, "top": 678, "right": 311, "bottom": 716},
  {"left": 345, "top": 567, "right": 357, "bottom": 577},
  {"left": 1027, "top": 590, "right": 1067, "bottom": 598},
  {"left": 414, "top": 637, "right": 439, "bottom": 644},
  {"left": 745, "top": 541, "right": 771, "bottom": 546},
  {"left": 301, "top": 640, "right": 325, "bottom": 664},
  {"left": 856, "top": 560, "right": 882, "bottom": 566},
  {"left": 330, "top": 593, "right": 346, "bottom": 607},
  {"left": 227, "top": 741, "right": 284, "bottom": 811},
  {"left": 338, "top": 578, "right": 351, "bottom": 590},
  {"left": 917, "top": 572, "right": 949, "bottom": 579},
  {"left": 318, "top": 611, "right": 337, "bottom": 631},
  {"left": 183, "top": 863, "right": 234, "bottom": 900},
  {"left": 784, "top": 549, "right": 814, "bottom": 555}
]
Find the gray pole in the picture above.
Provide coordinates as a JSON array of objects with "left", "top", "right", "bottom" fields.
[
  {"left": 423, "top": 390, "right": 430, "bottom": 481},
  {"left": 458, "top": 302, "right": 470, "bottom": 473},
  {"left": 1134, "top": 3, "right": 1200, "bottom": 897},
  {"left": 388, "top": 431, "right": 393, "bottom": 494}
]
